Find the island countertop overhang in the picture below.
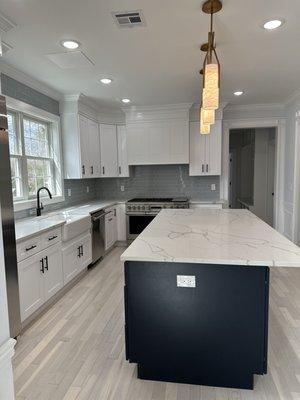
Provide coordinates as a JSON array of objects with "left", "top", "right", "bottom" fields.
[{"left": 121, "top": 209, "right": 300, "bottom": 267}]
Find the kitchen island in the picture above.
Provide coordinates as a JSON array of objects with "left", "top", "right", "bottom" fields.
[{"left": 121, "top": 209, "right": 300, "bottom": 390}]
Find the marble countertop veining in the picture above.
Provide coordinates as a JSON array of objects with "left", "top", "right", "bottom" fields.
[
  {"left": 15, "top": 199, "right": 125, "bottom": 242},
  {"left": 121, "top": 209, "right": 300, "bottom": 267}
]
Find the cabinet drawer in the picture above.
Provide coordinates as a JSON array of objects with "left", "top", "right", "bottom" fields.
[
  {"left": 41, "top": 227, "right": 62, "bottom": 248},
  {"left": 17, "top": 227, "right": 62, "bottom": 262}
]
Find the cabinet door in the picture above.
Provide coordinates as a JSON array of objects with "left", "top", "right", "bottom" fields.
[
  {"left": 100, "top": 124, "right": 118, "bottom": 177},
  {"left": 43, "top": 244, "right": 63, "bottom": 302},
  {"left": 78, "top": 115, "right": 91, "bottom": 178},
  {"left": 62, "top": 241, "right": 81, "bottom": 285},
  {"left": 126, "top": 123, "right": 149, "bottom": 165},
  {"left": 206, "top": 120, "right": 222, "bottom": 175},
  {"left": 117, "top": 125, "right": 129, "bottom": 177},
  {"left": 117, "top": 203, "right": 127, "bottom": 241},
  {"left": 78, "top": 232, "right": 92, "bottom": 271},
  {"left": 18, "top": 253, "right": 45, "bottom": 321},
  {"left": 189, "top": 121, "right": 207, "bottom": 176},
  {"left": 105, "top": 209, "right": 117, "bottom": 250},
  {"left": 88, "top": 119, "right": 101, "bottom": 177}
]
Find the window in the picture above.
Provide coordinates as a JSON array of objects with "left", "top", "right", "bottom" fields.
[{"left": 7, "top": 108, "right": 62, "bottom": 205}]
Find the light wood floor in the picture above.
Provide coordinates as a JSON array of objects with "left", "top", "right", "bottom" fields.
[{"left": 13, "top": 247, "right": 300, "bottom": 400}]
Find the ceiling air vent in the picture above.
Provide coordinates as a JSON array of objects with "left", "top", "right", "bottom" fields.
[{"left": 112, "top": 10, "right": 145, "bottom": 28}]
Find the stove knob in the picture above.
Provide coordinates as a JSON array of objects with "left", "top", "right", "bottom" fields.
[
  {"left": 132, "top": 206, "right": 136, "bottom": 210},
  {"left": 127, "top": 206, "right": 131, "bottom": 210},
  {"left": 137, "top": 206, "right": 140, "bottom": 210},
  {"left": 141, "top": 206, "right": 145, "bottom": 210}
]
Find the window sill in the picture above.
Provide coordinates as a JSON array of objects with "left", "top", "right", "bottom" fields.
[{"left": 13, "top": 195, "right": 65, "bottom": 212}]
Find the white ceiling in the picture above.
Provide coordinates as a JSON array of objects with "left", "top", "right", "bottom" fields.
[{"left": 0, "top": 0, "right": 298, "bottom": 108}]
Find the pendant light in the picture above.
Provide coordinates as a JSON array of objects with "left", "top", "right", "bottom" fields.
[
  {"left": 200, "top": 108, "right": 210, "bottom": 135},
  {"left": 200, "top": 0, "right": 222, "bottom": 134}
]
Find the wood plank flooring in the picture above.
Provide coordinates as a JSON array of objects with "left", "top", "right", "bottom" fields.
[{"left": 13, "top": 247, "right": 300, "bottom": 400}]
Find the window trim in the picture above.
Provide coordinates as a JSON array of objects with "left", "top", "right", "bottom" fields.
[{"left": 6, "top": 96, "right": 65, "bottom": 212}]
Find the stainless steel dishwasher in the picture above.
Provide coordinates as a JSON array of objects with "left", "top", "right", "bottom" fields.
[{"left": 91, "top": 210, "right": 106, "bottom": 264}]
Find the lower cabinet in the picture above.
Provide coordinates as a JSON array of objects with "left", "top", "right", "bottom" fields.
[
  {"left": 18, "top": 243, "right": 63, "bottom": 322},
  {"left": 105, "top": 208, "right": 117, "bottom": 250},
  {"left": 62, "top": 231, "right": 92, "bottom": 285}
]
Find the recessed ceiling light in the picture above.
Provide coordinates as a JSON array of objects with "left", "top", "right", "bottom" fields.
[
  {"left": 121, "top": 98, "right": 131, "bottom": 104},
  {"left": 234, "top": 91, "right": 244, "bottom": 96},
  {"left": 61, "top": 40, "right": 80, "bottom": 50},
  {"left": 263, "top": 19, "right": 284, "bottom": 30},
  {"left": 100, "top": 78, "right": 113, "bottom": 85}
]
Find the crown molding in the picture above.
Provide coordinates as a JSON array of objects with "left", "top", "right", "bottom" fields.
[
  {"left": 122, "top": 102, "right": 193, "bottom": 114},
  {"left": 224, "top": 103, "right": 285, "bottom": 112},
  {"left": 0, "top": 61, "right": 62, "bottom": 101}
]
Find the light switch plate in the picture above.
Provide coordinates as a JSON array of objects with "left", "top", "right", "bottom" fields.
[
  {"left": 86, "top": 186, "right": 89, "bottom": 193},
  {"left": 177, "top": 275, "right": 196, "bottom": 288},
  {"left": 120, "top": 185, "right": 125, "bottom": 192},
  {"left": 211, "top": 184, "right": 216, "bottom": 191},
  {"left": 67, "top": 189, "right": 72, "bottom": 197}
]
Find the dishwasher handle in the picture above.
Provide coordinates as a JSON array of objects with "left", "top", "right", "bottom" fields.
[{"left": 92, "top": 211, "right": 110, "bottom": 222}]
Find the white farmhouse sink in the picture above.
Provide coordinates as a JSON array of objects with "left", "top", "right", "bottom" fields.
[{"left": 44, "top": 212, "right": 91, "bottom": 242}]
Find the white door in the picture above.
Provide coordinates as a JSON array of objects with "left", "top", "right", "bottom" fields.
[
  {"left": 88, "top": 119, "right": 101, "bottom": 177},
  {"left": 78, "top": 115, "right": 91, "bottom": 178},
  {"left": 117, "top": 125, "right": 129, "bottom": 177},
  {"left": 100, "top": 124, "right": 118, "bottom": 177},
  {"left": 79, "top": 232, "right": 92, "bottom": 271},
  {"left": 105, "top": 209, "right": 117, "bottom": 250},
  {"left": 18, "top": 253, "right": 45, "bottom": 321},
  {"left": 62, "top": 240, "right": 82, "bottom": 285},
  {"left": 189, "top": 121, "right": 207, "bottom": 176},
  {"left": 43, "top": 244, "right": 63, "bottom": 302},
  {"left": 207, "top": 120, "right": 222, "bottom": 175}
]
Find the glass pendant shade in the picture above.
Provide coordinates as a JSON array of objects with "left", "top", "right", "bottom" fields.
[
  {"left": 202, "top": 62, "right": 219, "bottom": 110},
  {"left": 200, "top": 108, "right": 211, "bottom": 135},
  {"left": 202, "top": 86, "right": 219, "bottom": 110},
  {"left": 202, "top": 108, "right": 215, "bottom": 125}
]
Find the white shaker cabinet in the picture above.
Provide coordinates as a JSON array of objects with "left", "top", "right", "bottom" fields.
[
  {"left": 18, "top": 243, "right": 63, "bottom": 321},
  {"left": 62, "top": 113, "right": 101, "bottom": 179},
  {"left": 62, "top": 231, "right": 92, "bottom": 285},
  {"left": 189, "top": 120, "right": 222, "bottom": 176},
  {"left": 105, "top": 208, "right": 117, "bottom": 250},
  {"left": 99, "top": 124, "right": 119, "bottom": 177},
  {"left": 117, "top": 125, "right": 129, "bottom": 177},
  {"left": 116, "top": 203, "right": 127, "bottom": 241}
]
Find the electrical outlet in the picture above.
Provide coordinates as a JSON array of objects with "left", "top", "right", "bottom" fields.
[
  {"left": 177, "top": 275, "right": 196, "bottom": 288},
  {"left": 211, "top": 184, "right": 216, "bottom": 191},
  {"left": 67, "top": 189, "right": 72, "bottom": 197},
  {"left": 86, "top": 186, "right": 89, "bottom": 193},
  {"left": 120, "top": 185, "right": 125, "bottom": 192}
]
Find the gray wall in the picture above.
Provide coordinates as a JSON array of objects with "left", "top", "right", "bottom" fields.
[
  {"left": 1, "top": 74, "right": 60, "bottom": 115},
  {"left": 96, "top": 165, "right": 220, "bottom": 201}
]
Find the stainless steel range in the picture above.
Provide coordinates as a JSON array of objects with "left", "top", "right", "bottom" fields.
[{"left": 126, "top": 198, "right": 189, "bottom": 240}]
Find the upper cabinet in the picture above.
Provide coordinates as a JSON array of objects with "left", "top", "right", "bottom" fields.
[
  {"left": 61, "top": 96, "right": 129, "bottom": 179},
  {"left": 99, "top": 124, "right": 118, "bottom": 177},
  {"left": 189, "top": 119, "right": 222, "bottom": 176},
  {"left": 124, "top": 104, "right": 191, "bottom": 166},
  {"left": 117, "top": 125, "right": 130, "bottom": 177}
]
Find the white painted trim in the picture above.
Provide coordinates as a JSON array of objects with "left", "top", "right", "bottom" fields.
[
  {"left": 221, "top": 118, "right": 286, "bottom": 234},
  {"left": 0, "top": 61, "right": 61, "bottom": 101},
  {"left": 122, "top": 103, "right": 193, "bottom": 113},
  {"left": 0, "top": 338, "right": 16, "bottom": 367},
  {"left": 292, "top": 111, "right": 300, "bottom": 244},
  {"left": 7, "top": 96, "right": 65, "bottom": 210},
  {"left": 224, "top": 103, "right": 285, "bottom": 113}
]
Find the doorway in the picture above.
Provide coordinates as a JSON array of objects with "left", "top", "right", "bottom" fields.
[{"left": 229, "top": 128, "right": 276, "bottom": 227}]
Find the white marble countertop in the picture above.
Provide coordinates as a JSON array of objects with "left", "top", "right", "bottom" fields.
[
  {"left": 15, "top": 199, "right": 124, "bottom": 242},
  {"left": 121, "top": 209, "right": 300, "bottom": 267}
]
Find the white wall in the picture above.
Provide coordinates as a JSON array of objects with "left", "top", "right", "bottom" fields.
[{"left": 0, "top": 205, "right": 16, "bottom": 400}]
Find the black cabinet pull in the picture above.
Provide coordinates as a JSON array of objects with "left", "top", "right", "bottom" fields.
[
  {"left": 119, "top": 166, "right": 121, "bottom": 175},
  {"left": 77, "top": 246, "right": 81, "bottom": 258},
  {"left": 82, "top": 165, "right": 85, "bottom": 175},
  {"left": 26, "top": 245, "right": 37, "bottom": 252},
  {"left": 90, "top": 166, "right": 93, "bottom": 175},
  {"left": 206, "top": 164, "right": 209, "bottom": 173},
  {"left": 102, "top": 166, "right": 105, "bottom": 175},
  {"left": 48, "top": 235, "right": 58, "bottom": 241},
  {"left": 80, "top": 245, "right": 83, "bottom": 257},
  {"left": 202, "top": 164, "right": 204, "bottom": 173},
  {"left": 44, "top": 256, "right": 49, "bottom": 271},
  {"left": 40, "top": 258, "right": 44, "bottom": 273}
]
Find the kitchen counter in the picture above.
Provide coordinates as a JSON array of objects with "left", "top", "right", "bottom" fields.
[
  {"left": 122, "top": 209, "right": 300, "bottom": 389},
  {"left": 121, "top": 208, "right": 300, "bottom": 267},
  {"left": 15, "top": 199, "right": 125, "bottom": 242}
]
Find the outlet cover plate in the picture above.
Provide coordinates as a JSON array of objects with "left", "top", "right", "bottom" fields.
[{"left": 177, "top": 275, "right": 196, "bottom": 288}]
